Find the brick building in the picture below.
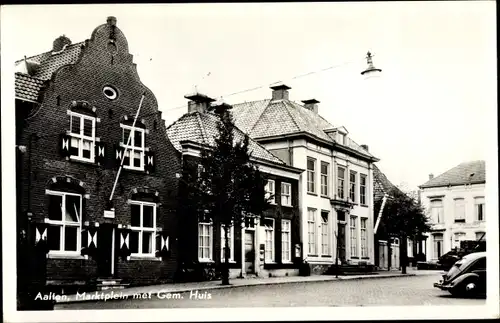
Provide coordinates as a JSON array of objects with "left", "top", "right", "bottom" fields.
[
  {"left": 15, "top": 17, "right": 181, "bottom": 291},
  {"left": 167, "top": 95, "right": 304, "bottom": 280}
]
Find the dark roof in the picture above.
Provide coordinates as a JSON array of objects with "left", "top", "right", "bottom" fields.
[
  {"left": 15, "top": 73, "right": 45, "bottom": 102},
  {"left": 166, "top": 111, "right": 288, "bottom": 166},
  {"left": 14, "top": 42, "right": 84, "bottom": 102},
  {"left": 230, "top": 99, "right": 376, "bottom": 160},
  {"left": 373, "top": 164, "right": 402, "bottom": 203},
  {"left": 419, "top": 160, "right": 486, "bottom": 189}
]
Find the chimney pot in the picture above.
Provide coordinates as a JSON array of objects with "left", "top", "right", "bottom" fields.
[
  {"left": 185, "top": 93, "right": 216, "bottom": 114},
  {"left": 429, "top": 173, "right": 434, "bottom": 180},
  {"left": 302, "top": 99, "right": 320, "bottom": 113},
  {"left": 52, "top": 35, "right": 72, "bottom": 52},
  {"left": 270, "top": 84, "right": 291, "bottom": 101},
  {"left": 361, "top": 144, "right": 369, "bottom": 152},
  {"left": 107, "top": 16, "right": 117, "bottom": 26}
]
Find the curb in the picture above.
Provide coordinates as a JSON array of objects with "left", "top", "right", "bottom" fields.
[{"left": 56, "top": 272, "right": 419, "bottom": 305}]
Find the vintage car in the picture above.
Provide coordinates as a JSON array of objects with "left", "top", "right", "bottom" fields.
[{"left": 434, "top": 251, "right": 486, "bottom": 297}]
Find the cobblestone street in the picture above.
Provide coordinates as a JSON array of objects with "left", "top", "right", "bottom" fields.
[{"left": 55, "top": 272, "right": 486, "bottom": 309}]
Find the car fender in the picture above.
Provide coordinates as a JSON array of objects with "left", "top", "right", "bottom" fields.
[{"left": 450, "top": 272, "right": 479, "bottom": 286}]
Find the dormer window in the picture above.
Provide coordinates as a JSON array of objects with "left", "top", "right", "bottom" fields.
[
  {"left": 120, "top": 124, "right": 145, "bottom": 171},
  {"left": 68, "top": 111, "right": 95, "bottom": 162},
  {"left": 337, "top": 132, "right": 346, "bottom": 145}
]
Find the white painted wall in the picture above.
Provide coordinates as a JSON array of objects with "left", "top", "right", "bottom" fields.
[
  {"left": 420, "top": 183, "right": 486, "bottom": 260},
  {"left": 261, "top": 137, "right": 375, "bottom": 266}
]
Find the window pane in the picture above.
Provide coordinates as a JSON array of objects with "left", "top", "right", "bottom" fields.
[
  {"left": 48, "top": 226, "right": 61, "bottom": 250},
  {"left": 64, "top": 227, "right": 78, "bottom": 251},
  {"left": 321, "top": 162, "right": 328, "bottom": 174},
  {"left": 124, "top": 149, "right": 131, "bottom": 166},
  {"left": 49, "top": 195, "right": 63, "bottom": 221},
  {"left": 133, "top": 151, "right": 141, "bottom": 168},
  {"left": 69, "top": 137, "right": 79, "bottom": 156},
  {"left": 129, "top": 231, "right": 139, "bottom": 253},
  {"left": 134, "top": 130, "right": 143, "bottom": 148},
  {"left": 82, "top": 140, "right": 91, "bottom": 159},
  {"left": 143, "top": 205, "right": 154, "bottom": 228},
  {"left": 142, "top": 232, "right": 153, "bottom": 254},
  {"left": 307, "top": 159, "right": 315, "bottom": 170},
  {"left": 131, "top": 204, "right": 141, "bottom": 227},
  {"left": 338, "top": 167, "right": 345, "bottom": 178},
  {"left": 65, "top": 195, "right": 80, "bottom": 222},
  {"left": 123, "top": 128, "right": 131, "bottom": 144},
  {"left": 83, "top": 119, "right": 93, "bottom": 137},
  {"left": 71, "top": 115, "right": 80, "bottom": 134}
]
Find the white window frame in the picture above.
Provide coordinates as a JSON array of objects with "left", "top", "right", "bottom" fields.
[
  {"left": 320, "top": 161, "right": 329, "bottom": 196},
  {"left": 430, "top": 199, "right": 444, "bottom": 224},
  {"left": 281, "top": 182, "right": 292, "bottom": 207},
  {"left": 360, "top": 218, "right": 368, "bottom": 258},
  {"left": 349, "top": 171, "right": 357, "bottom": 203},
  {"left": 307, "top": 158, "right": 316, "bottom": 194},
  {"left": 198, "top": 222, "right": 213, "bottom": 262},
  {"left": 45, "top": 190, "right": 82, "bottom": 255},
  {"left": 281, "top": 219, "right": 292, "bottom": 263},
  {"left": 475, "top": 197, "right": 485, "bottom": 221},
  {"left": 337, "top": 166, "right": 346, "bottom": 199},
  {"left": 120, "top": 124, "right": 146, "bottom": 171},
  {"left": 129, "top": 200, "right": 157, "bottom": 257},
  {"left": 264, "top": 218, "right": 275, "bottom": 263},
  {"left": 350, "top": 215, "right": 358, "bottom": 258},
  {"left": 220, "top": 224, "right": 234, "bottom": 262},
  {"left": 454, "top": 198, "right": 466, "bottom": 222},
  {"left": 360, "top": 174, "right": 367, "bottom": 205},
  {"left": 307, "top": 208, "right": 317, "bottom": 255},
  {"left": 265, "top": 179, "right": 275, "bottom": 204},
  {"left": 320, "top": 211, "right": 330, "bottom": 256},
  {"left": 68, "top": 111, "right": 96, "bottom": 163}
]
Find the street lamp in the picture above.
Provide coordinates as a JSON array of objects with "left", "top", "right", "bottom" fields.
[{"left": 361, "top": 51, "right": 382, "bottom": 79}]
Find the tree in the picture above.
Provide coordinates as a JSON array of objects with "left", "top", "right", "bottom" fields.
[
  {"left": 375, "top": 188, "right": 432, "bottom": 274},
  {"left": 181, "top": 107, "right": 269, "bottom": 285}
]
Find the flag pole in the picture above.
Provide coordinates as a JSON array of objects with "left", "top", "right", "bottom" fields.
[{"left": 109, "top": 93, "right": 146, "bottom": 204}]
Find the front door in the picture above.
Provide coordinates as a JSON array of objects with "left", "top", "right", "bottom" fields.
[
  {"left": 244, "top": 231, "right": 255, "bottom": 274},
  {"left": 97, "top": 225, "right": 114, "bottom": 277},
  {"left": 337, "top": 223, "right": 346, "bottom": 263}
]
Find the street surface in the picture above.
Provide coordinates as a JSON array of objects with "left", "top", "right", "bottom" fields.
[{"left": 55, "top": 273, "right": 485, "bottom": 309}]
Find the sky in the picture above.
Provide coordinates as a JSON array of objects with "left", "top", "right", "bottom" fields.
[{"left": 1, "top": 2, "right": 496, "bottom": 191}]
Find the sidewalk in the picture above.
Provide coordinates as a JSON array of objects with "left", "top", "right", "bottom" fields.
[{"left": 56, "top": 268, "right": 440, "bottom": 304}]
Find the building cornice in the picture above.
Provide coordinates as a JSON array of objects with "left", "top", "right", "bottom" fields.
[{"left": 419, "top": 181, "right": 486, "bottom": 189}]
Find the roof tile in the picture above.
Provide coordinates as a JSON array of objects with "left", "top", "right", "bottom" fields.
[
  {"left": 15, "top": 73, "right": 45, "bottom": 102},
  {"left": 420, "top": 160, "right": 485, "bottom": 188}
]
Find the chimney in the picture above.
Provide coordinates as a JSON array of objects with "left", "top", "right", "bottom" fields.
[
  {"left": 361, "top": 144, "right": 369, "bottom": 152},
  {"left": 270, "top": 84, "right": 291, "bottom": 101},
  {"left": 429, "top": 173, "right": 434, "bottom": 180},
  {"left": 185, "top": 93, "right": 215, "bottom": 114},
  {"left": 52, "top": 35, "right": 72, "bottom": 52},
  {"left": 302, "top": 99, "right": 320, "bottom": 113},
  {"left": 107, "top": 16, "right": 117, "bottom": 26}
]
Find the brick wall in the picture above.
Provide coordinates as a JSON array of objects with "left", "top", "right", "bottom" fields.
[{"left": 17, "top": 19, "right": 182, "bottom": 285}]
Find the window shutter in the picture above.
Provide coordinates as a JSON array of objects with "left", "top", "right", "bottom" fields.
[
  {"left": 95, "top": 142, "right": 106, "bottom": 165},
  {"left": 60, "top": 133, "right": 71, "bottom": 157},
  {"left": 81, "top": 227, "right": 88, "bottom": 255},
  {"left": 145, "top": 151, "right": 155, "bottom": 174},
  {"left": 155, "top": 233, "right": 161, "bottom": 257},
  {"left": 114, "top": 144, "right": 125, "bottom": 168}
]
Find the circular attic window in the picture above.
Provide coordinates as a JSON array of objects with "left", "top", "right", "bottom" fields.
[{"left": 103, "top": 86, "right": 118, "bottom": 100}]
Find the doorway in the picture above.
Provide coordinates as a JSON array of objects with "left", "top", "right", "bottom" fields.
[
  {"left": 97, "top": 225, "right": 115, "bottom": 277},
  {"left": 337, "top": 223, "right": 346, "bottom": 263},
  {"left": 244, "top": 231, "right": 255, "bottom": 274}
]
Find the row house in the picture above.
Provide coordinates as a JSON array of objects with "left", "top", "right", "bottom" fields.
[
  {"left": 230, "top": 85, "right": 379, "bottom": 274},
  {"left": 166, "top": 95, "right": 304, "bottom": 279},
  {"left": 15, "top": 17, "right": 181, "bottom": 291},
  {"left": 419, "top": 160, "right": 486, "bottom": 260}
]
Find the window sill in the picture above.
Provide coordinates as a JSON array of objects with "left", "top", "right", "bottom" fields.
[
  {"left": 221, "top": 260, "right": 237, "bottom": 264},
  {"left": 361, "top": 257, "right": 370, "bottom": 260},
  {"left": 307, "top": 192, "right": 318, "bottom": 197},
  {"left": 198, "top": 259, "right": 215, "bottom": 263},
  {"left": 130, "top": 255, "right": 161, "bottom": 261},
  {"left": 320, "top": 195, "right": 330, "bottom": 200},
  {"left": 321, "top": 255, "right": 332, "bottom": 258},
  {"left": 360, "top": 204, "right": 368, "bottom": 208},
  {"left": 48, "top": 253, "right": 86, "bottom": 260},
  {"left": 281, "top": 204, "right": 293, "bottom": 208},
  {"left": 307, "top": 254, "right": 318, "bottom": 257},
  {"left": 351, "top": 257, "right": 359, "bottom": 259}
]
